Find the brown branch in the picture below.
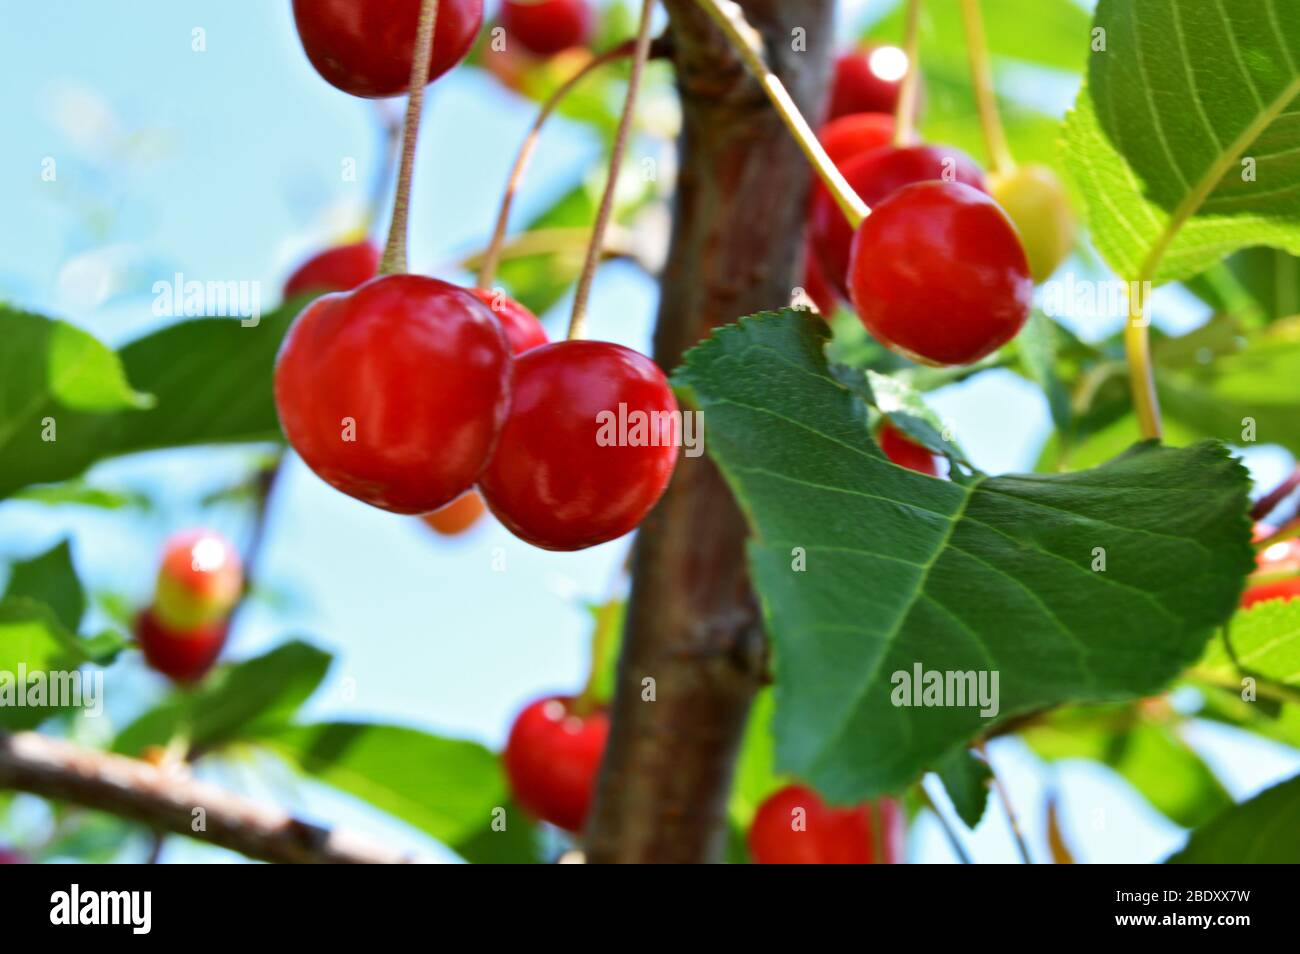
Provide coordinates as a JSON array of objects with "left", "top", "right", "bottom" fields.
[
  {"left": 0, "top": 731, "right": 426, "bottom": 864},
  {"left": 585, "top": 0, "right": 833, "bottom": 863}
]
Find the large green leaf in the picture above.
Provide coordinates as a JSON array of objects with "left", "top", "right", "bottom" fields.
[
  {"left": 1021, "top": 704, "right": 1231, "bottom": 828},
  {"left": 258, "top": 721, "right": 505, "bottom": 846},
  {"left": 4, "top": 541, "right": 85, "bottom": 632},
  {"left": 113, "top": 640, "right": 332, "bottom": 756},
  {"left": 1197, "top": 599, "right": 1300, "bottom": 692},
  {"left": 1167, "top": 773, "right": 1300, "bottom": 862},
  {"left": 674, "top": 311, "right": 1254, "bottom": 800},
  {"left": 1066, "top": 0, "right": 1300, "bottom": 285},
  {"left": 451, "top": 801, "right": 541, "bottom": 865},
  {"left": 0, "top": 303, "right": 297, "bottom": 500}
]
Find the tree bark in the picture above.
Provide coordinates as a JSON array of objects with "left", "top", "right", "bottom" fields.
[{"left": 585, "top": 0, "right": 833, "bottom": 863}]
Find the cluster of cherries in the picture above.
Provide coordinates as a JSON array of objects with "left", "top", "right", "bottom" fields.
[{"left": 135, "top": 530, "right": 244, "bottom": 683}]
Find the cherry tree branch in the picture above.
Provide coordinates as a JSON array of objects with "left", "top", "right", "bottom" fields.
[{"left": 0, "top": 731, "right": 425, "bottom": 864}]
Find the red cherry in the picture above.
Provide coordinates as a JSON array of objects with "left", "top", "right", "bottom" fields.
[
  {"left": 878, "top": 423, "right": 938, "bottom": 476},
  {"left": 748, "top": 784, "right": 904, "bottom": 864},
  {"left": 849, "top": 181, "right": 1032, "bottom": 366},
  {"left": 802, "top": 242, "right": 838, "bottom": 316},
  {"left": 0, "top": 848, "right": 29, "bottom": 864},
  {"left": 467, "top": 288, "right": 549, "bottom": 355},
  {"left": 283, "top": 241, "right": 379, "bottom": 299},
  {"left": 153, "top": 530, "right": 244, "bottom": 631},
  {"left": 1242, "top": 576, "right": 1300, "bottom": 609},
  {"left": 292, "top": 0, "right": 483, "bottom": 98},
  {"left": 811, "top": 144, "right": 987, "bottom": 302},
  {"left": 818, "top": 112, "right": 896, "bottom": 168},
  {"left": 275, "top": 274, "right": 512, "bottom": 514},
  {"left": 500, "top": 0, "right": 592, "bottom": 57},
  {"left": 479, "top": 340, "right": 679, "bottom": 550},
  {"left": 504, "top": 696, "right": 608, "bottom": 832},
  {"left": 827, "top": 46, "right": 918, "bottom": 121},
  {"left": 1254, "top": 536, "right": 1300, "bottom": 577},
  {"left": 421, "top": 490, "right": 487, "bottom": 536},
  {"left": 137, "top": 609, "right": 229, "bottom": 684}
]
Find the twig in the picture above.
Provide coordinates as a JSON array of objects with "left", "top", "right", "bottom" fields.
[
  {"left": 917, "top": 782, "right": 973, "bottom": 864},
  {"left": 977, "top": 741, "right": 1032, "bottom": 863},
  {"left": 1251, "top": 465, "right": 1300, "bottom": 523},
  {"left": 893, "top": 0, "right": 923, "bottom": 147},
  {"left": 0, "top": 731, "right": 426, "bottom": 864}
]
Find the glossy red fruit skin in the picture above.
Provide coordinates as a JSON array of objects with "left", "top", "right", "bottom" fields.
[
  {"left": 154, "top": 530, "right": 244, "bottom": 631},
  {"left": 504, "top": 696, "right": 608, "bottom": 832},
  {"left": 275, "top": 275, "right": 512, "bottom": 514},
  {"left": 849, "top": 181, "right": 1033, "bottom": 366},
  {"left": 1241, "top": 576, "right": 1300, "bottom": 609},
  {"left": 421, "top": 490, "right": 487, "bottom": 536},
  {"left": 480, "top": 340, "right": 679, "bottom": 550},
  {"left": 467, "top": 288, "right": 549, "bottom": 354},
  {"left": 501, "top": 0, "right": 592, "bottom": 57},
  {"left": 811, "top": 144, "right": 987, "bottom": 302},
  {"left": 283, "top": 241, "right": 380, "bottom": 299},
  {"left": 819, "top": 112, "right": 896, "bottom": 168},
  {"left": 827, "top": 47, "right": 916, "bottom": 121},
  {"left": 748, "top": 784, "right": 904, "bottom": 864},
  {"left": 878, "top": 423, "right": 938, "bottom": 476},
  {"left": 137, "top": 610, "right": 229, "bottom": 684},
  {"left": 802, "top": 242, "right": 839, "bottom": 316},
  {"left": 292, "top": 0, "right": 483, "bottom": 98}
]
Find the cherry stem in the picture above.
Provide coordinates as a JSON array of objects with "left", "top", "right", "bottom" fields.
[
  {"left": 572, "top": 598, "right": 621, "bottom": 717},
  {"left": 1124, "top": 281, "right": 1163, "bottom": 440},
  {"left": 477, "top": 41, "right": 638, "bottom": 292},
  {"left": 959, "top": 0, "right": 1014, "bottom": 176},
  {"left": 694, "top": 0, "right": 869, "bottom": 229},
  {"left": 1251, "top": 464, "right": 1300, "bottom": 523},
  {"left": 893, "top": 0, "right": 923, "bottom": 147},
  {"left": 916, "top": 781, "right": 973, "bottom": 864},
  {"left": 567, "top": 1, "right": 656, "bottom": 341},
  {"left": 977, "top": 741, "right": 1033, "bottom": 863},
  {"left": 378, "top": 0, "right": 440, "bottom": 277}
]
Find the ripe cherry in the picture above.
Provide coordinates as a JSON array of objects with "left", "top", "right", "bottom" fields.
[
  {"left": 827, "top": 46, "right": 917, "bottom": 121},
  {"left": 500, "top": 0, "right": 592, "bottom": 57},
  {"left": 988, "top": 164, "right": 1075, "bottom": 282},
  {"left": 810, "top": 144, "right": 987, "bottom": 302},
  {"left": 292, "top": 0, "right": 483, "bottom": 98},
  {"left": 479, "top": 340, "right": 679, "bottom": 551},
  {"left": 421, "top": 490, "right": 487, "bottom": 536},
  {"left": 1252, "top": 535, "right": 1300, "bottom": 579},
  {"left": 467, "top": 288, "right": 549, "bottom": 354},
  {"left": 849, "top": 180, "right": 1032, "bottom": 366},
  {"left": 748, "top": 784, "right": 904, "bottom": 864},
  {"left": 275, "top": 274, "right": 512, "bottom": 514},
  {"left": 1241, "top": 577, "right": 1300, "bottom": 609},
  {"left": 818, "top": 112, "right": 896, "bottom": 168},
  {"left": 136, "top": 609, "right": 229, "bottom": 684},
  {"left": 283, "top": 241, "right": 380, "bottom": 299},
  {"left": 153, "top": 530, "right": 243, "bottom": 631},
  {"left": 878, "top": 423, "right": 938, "bottom": 476},
  {"left": 504, "top": 696, "right": 608, "bottom": 832}
]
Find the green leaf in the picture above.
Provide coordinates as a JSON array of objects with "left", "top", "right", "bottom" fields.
[
  {"left": 258, "top": 721, "right": 505, "bottom": 846},
  {"left": 11, "top": 480, "right": 144, "bottom": 510},
  {"left": 1186, "top": 247, "right": 1300, "bottom": 324},
  {"left": 0, "top": 598, "right": 116, "bottom": 730},
  {"left": 674, "top": 311, "right": 1254, "bottom": 800},
  {"left": 1016, "top": 311, "right": 1072, "bottom": 435},
  {"left": 933, "top": 748, "right": 992, "bottom": 829},
  {"left": 1021, "top": 704, "right": 1231, "bottom": 828},
  {"left": 1066, "top": 0, "right": 1300, "bottom": 285},
  {"left": 4, "top": 541, "right": 85, "bottom": 632},
  {"left": 0, "top": 303, "right": 298, "bottom": 500},
  {"left": 451, "top": 801, "right": 541, "bottom": 864},
  {"left": 728, "top": 689, "right": 785, "bottom": 830},
  {"left": 1197, "top": 599, "right": 1300, "bottom": 691},
  {"left": 113, "top": 640, "right": 332, "bottom": 756},
  {"left": 1167, "top": 773, "right": 1300, "bottom": 862}
]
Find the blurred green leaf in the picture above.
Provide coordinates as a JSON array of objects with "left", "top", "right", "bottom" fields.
[
  {"left": 1167, "top": 773, "right": 1300, "bottom": 862},
  {"left": 258, "top": 721, "right": 505, "bottom": 846},
  {"left": 1197, "top": 599, "right": 1300, "bottom": 694},
  {"left": 728, "top": 689, "right": 784, "bottom": 832},
  {"left": 11, "top": 480, "right": 145, "bottom": 510},
  {"left": 114, "top": 640, "right": 332, "bottom": 756},
  {"left": 451, "top": 801, "right": 541, "bottom": 864},
  {"left": 4, "top": 541, "right": 84, "bottom": 632},
  {"left": 934, "top": 748, "right": 991, "bottom": 829},
  {"left": 675, "top": 311, "right": 1254, "bottom": 800}
]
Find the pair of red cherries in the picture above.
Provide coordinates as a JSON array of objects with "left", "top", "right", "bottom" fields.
[{"left": 278, "top": 246, "right": 679, "bottom": 550}]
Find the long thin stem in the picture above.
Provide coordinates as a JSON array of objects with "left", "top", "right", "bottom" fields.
[
  {"left": 1251, "top": 464, "right": 1300, "bottom": 523},
  {"left": 694, "top": 0, "right": 868, "bottom": 229},
  {"left": 958, "top": 0, "right": 1013, "bottom": 176},
  {"left": 1125, "top": 280, "right": 1163, "bottom": 440},
  {"left": 893, "top": 0, "right": 924, "bottom": 147},
  {"left": 917, "top": 782, "right": 973, "bottom": 864},
  {"left": 378, "top": 0, "right": 440, "bottom": 276},
  {"left": 478, "top": 41, "right": 637, "bottom": 291},
  {"left": 568, "top": 0, "right": 656, "bottom": 340},
  {"left": 977, "top": 741, "right": 1032, "bottom": 863}
]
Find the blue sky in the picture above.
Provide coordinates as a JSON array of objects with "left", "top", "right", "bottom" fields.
[{"left": 2, "top": 0, "right": 1297, "bottom": 864}]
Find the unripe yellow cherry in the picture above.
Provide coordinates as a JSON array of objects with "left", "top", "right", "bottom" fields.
[{"left": 988, "top": 163, "right": 1075, "bottom": 283}]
